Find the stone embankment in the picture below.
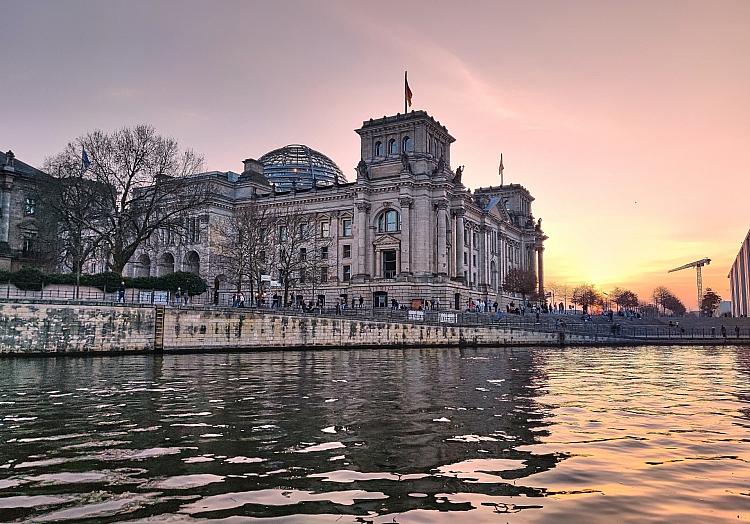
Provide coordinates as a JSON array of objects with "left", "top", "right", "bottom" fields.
[{"left": 0, "top": 300, "right": 621, "bottom": 355}]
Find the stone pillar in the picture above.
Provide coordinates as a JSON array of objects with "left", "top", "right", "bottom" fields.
[
  {"left": 455, "top": 210, "right": 465, "bottom": 281},
  {"left": 330, "top": 213, "right": 339, "bottom": 279},
  {"left": 435, "top": 200, "right": 448, "bottom": 276},
  {"left": 478, "top": 225, "right": 487, "bottom": 287},
  {"left": 0, "top": 189, "right": 10, "bottom": 243},
  {"left": 399, "top": 196, "right": 413, "bottom": 274},
  {"left": 466, "top": 224, "right": 473, "bottom": 286},
  {"left": 355, "top": 202, "right": 370, "bottom": 279},
  {"left": 537, "top": 246, "right": 545, "bottom": 298}
]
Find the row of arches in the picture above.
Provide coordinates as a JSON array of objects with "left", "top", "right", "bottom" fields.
[
  {"left": 374, "top": 136, "right": 414, "bottom": 157},
  {"left": 132, "top": 251, "right": 200, "bottom": 278}
]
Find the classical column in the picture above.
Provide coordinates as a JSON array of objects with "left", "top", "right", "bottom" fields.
[
  {"left": 478, "top": 225, "right": 487, "bottom": 287},
  {"left": 399, "top": 196, "right": 413, "bottom": 274},
  {"left": 355, "top": 202, "right": 370, "bottom": 279},
  {"left": 455, "top": 210, "right": 465, "bottom": 281},
  {"left": 330, "top": 213, "right": 339, "bottom": 280},
  {"left": 537, "top": 246, "right": 545, "bottom": 298},
  {"left": 435, "top": 200, "right": 448, "bottom": 275},
  {"left": 0, "top": 189, "right": 10, "bottom": 243}
]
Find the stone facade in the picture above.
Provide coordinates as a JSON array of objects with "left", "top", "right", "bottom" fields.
[
  {"left": 729, "top": 229, "right": 750, "bottom": 317},
  {"left": 0, "top": 150, "right": 56, "bottom": 272},
  {"left": 126, "top": 111, "right": 547, "bottom": 309}
]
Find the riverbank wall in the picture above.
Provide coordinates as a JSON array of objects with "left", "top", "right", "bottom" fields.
[
  {"left": 0, "top": 300, "right": 621, "bottom": 355},
  {"left": 4, "top": 300, "right": 748, "bottom": 356}
]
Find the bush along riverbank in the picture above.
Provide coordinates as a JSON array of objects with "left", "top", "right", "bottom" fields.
[{"left": 0, "top": 268, "right": 208, "bottom": 296}]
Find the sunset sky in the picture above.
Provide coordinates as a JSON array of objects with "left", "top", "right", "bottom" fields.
[{"left": 2, "top": 0, "right": 748, "bottom": 309}]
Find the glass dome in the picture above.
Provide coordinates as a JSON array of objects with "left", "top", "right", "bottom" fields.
[{"left": 259, "top": 144, "right": 346, "bottom": 191}]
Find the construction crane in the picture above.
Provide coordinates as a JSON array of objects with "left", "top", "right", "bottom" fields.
[{"left": 668, "top": 258, "right": 711, "bottom": 308}]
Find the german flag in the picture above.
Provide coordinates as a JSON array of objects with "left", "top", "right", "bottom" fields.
[{"left": 405, "top": 71, "right": 413, "bottom": 110}]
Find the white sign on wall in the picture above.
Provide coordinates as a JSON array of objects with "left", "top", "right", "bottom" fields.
[
  {"left": 408, "top": 310, "right": 425, "bottom": 321},
  {"left": 439, "top": 312, "right": 457, "bottom": 324}
]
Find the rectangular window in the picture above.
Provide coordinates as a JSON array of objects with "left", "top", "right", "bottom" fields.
[
  {"left": 187, "top": 217, "right": 200, "bottom": 243},
  {"left": 320, "top": 246, "right": 328, "bottom": 259},
  {"left": 473, "top": 232, "right": 478, "bottom": 246},
  {"left": 24, "top": 197, "right": 36, "bottom": 216},
  {"left": 343, "top": 265, "right": 351, "bottom": 281},
  {"left": 382, "top": 250, "right": 397, "bottom": 278},
  {"left": 319, "top": 267, "right": 328, "bottom": 283},
  {"left": 464, "top": 252, "right": 468, "bottom": 265},
  {"left": 342, "top": 244, "right": 351, "bottom": 259},
  {"left": 299, "top": 268, "right": 306, "bottom": 284},
  {"left": 473, "top": 254, "right": 477, "bottom": 266},
  {"left": 279, "top": 226, "right": 288, "bottom": 242},
  {"left": 22, "top": 233, "right": 37, "bottom": 254},
  {"left": 299, "top": 248, "right": 306, "bottom": 261},
  {"left": 342, "top": 218, "right": 352, "bottom": 237},
  {"left": 320, "top": 221, "right": 330, "bottom": 238}
]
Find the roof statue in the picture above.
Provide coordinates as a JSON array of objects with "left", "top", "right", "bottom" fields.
[
  {"left": 432, "top": 156, "right": 445, "bottom": 176},
  {"left": 357, "top": 159, "right": 369, "bottom": 180},
  {"left": 400, "top": 152, "right": 412, "bottom": 174},
  {"left": 499, "top": 153, "right": 504, "bottom": 186},
  {"left": 453, "top": 165, "right": 464, "bottom": 185}
]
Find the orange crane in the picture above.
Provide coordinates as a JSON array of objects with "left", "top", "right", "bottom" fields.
[{"left": 668, "top": 258, "right": 711, "bottom": 308}]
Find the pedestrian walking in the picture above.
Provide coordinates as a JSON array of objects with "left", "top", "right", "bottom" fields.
[
  {"left": 175, "top": 288, "right": 182, "bottom": 306},
  {"left": 721, "top": 325, "right": 727, "bottom": 339},
  {"left": 736, "top": 325, "right": 741, "bottom": 338},
  {"left": 117, "top": 281, "right": 126, "bottom": 303}
]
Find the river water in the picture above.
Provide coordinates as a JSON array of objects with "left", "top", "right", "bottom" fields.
[{"left": 1, "top": 346, "right": 749, "bottom": 523}]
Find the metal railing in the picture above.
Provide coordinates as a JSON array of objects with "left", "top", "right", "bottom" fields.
[{"left": 1, "top": 288, "right": 748, "bottom": 342}]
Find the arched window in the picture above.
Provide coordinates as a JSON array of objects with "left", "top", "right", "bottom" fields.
[
  {"left": 374, "top": 141, "right": 383, "bottom": 156},
  {"left": 402, "top": 136, "right": 413, "bottom": 153},
  {"left": 377, "top": 209, "right": 400, "bottom": 233},
  {"left": 388, "top": 138, "right": 398, "bottom": 155}
]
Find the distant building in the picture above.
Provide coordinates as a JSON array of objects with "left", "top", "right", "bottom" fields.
[
  {"left": 728, "top": 229, "right": 749, "bottom": 317},
  {"left": 0, "top": 150, "right": 56, "bottom": 272},
  {"left": 126, "top": 110, "right": 548, "bottom": 309}
]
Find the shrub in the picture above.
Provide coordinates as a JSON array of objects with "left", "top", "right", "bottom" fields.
[
  {"left": 10, "top": 267, "right": 46, "bottom": 291},
  {"left": 0, "top": 269, "right": 208, "bottom": 296},
  {"left": 156, "top": 272, "right": 208, "bottom": 296}
]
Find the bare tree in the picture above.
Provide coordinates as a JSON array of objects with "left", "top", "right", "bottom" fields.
[
  {"left": 546, "top": 281, "right": 569, "bottom": 308},
  {"left": 214, "top": 203, "right": 274, "bottom": 304},
  {"left": 54, "top": 125, "right": 210, "bottom": 274},
  {"left": 652, "top": 286, "right": 671, "bottom": 315},
  {"left": 612, "top": 287, "right": 639, "bottom": 311},
  {"left": 42, "top": 146, "right": 108, "bottom": 297},
  {"left": 700, "top": 288, "right": 722, "bottom": 317},
  {"left": 503, "top": 268, "right": 537, "bottom": 305},
  {"left": 662, "top": 293, "right": 686, "bottom": 316},
  {"left": 572, "top": 283, "right": 601, "bottom": 313},
  {"left": 271, "top": 204, "right": 332, "bottom": 308}
]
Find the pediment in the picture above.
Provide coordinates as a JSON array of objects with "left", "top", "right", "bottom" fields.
[{"left": 372, "top": 233, "right": 401, "bottom": 246}]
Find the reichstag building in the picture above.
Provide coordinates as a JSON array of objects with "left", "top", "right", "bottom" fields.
[{"left": 126, "top": 110, "right": 547, "bottom": 309}]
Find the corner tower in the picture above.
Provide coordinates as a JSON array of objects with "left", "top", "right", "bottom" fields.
[{"left": 355, "top": 111, "right": 455, "bottom": 180}]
